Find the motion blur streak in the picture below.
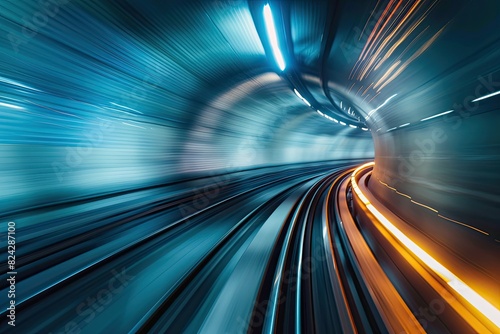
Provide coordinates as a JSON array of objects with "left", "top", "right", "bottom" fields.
[
  {"left": 337, "top": 168, "right": 425, "bottom": 334},
  {"left": 351, "top": 163, "right": 500, "bottom": 331},
  {"left": 263, "top": 4, "right": 286, "bottom": 71},
  {"left": 0, "top": 0, "right": 499, "bottom": 333}
]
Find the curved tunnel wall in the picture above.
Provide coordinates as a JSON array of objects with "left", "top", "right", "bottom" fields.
[
  {"left": 370, "top": 108, "right": 500, "bottom": 234},
  {"left": 2, "top": 0, "right": 498, "bottom": 237},
  {"left": 0, "top": 1, "right": 374, "bottom": 213},
  {"left": 364, "top": 0, "right": 500, "bottom": 240}
]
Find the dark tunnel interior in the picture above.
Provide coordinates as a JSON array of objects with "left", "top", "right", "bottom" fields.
[{"left": 0, "top": 0, "right": 499, "bottom": 333}]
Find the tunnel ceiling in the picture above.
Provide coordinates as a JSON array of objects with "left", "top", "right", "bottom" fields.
[
  {"left": 3, "top": 0, "right": 500, "bottom": 131},
  {"left": 3, "top": 0, "right": 500, "bottom": 331},
  {"left": 2, "top": 0, "right": 500, "bottom": 199},
  {"left": 39, "top": 0, "right": 499, "bottom": 137}
]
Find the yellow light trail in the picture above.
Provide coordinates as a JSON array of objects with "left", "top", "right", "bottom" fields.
[
  {"left": 360, "top": 0, "right": 400, "bottom": 59},
  {"left": 438, "top": 215, "right": 490, "bottom": 236},
  {"left": 375, "top": 25, "right": 446, "bottom": 92},
  {"left": 350, "top": 0, "right": 451, "bottom": 93},
  {"left": 358, "top": 0, "right": 396, "bottom": 62},
  {"left": 376, "top": 177, "right": 490, "bottom": 236},
  {"left": 372, "top": 0, "right": 440, "bottom": 75},
  {"left": 358, "top": 0, "right": 382, "bottom": 41},
  {"left": 351, "top": 162, "right": 500, "bottom": 329},
  {"left": 410, "top": 199, "right": 438, "bottom": 212},
  {"left": 352, "top": 0, "right": 423, "bottom": 81}
]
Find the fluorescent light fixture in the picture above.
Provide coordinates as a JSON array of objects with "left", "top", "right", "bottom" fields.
[
  {"left": 420, "top": 110, "right": 454, "bottom": 122},
  {"left": 361, "top": 127, "right": 369, "bottom": 131},
  {"left": 0, "top": 101, "right": 24, "bottom": 110},
  {"left": 349, "top": 124, "right": 357, "bottom": 128},
  {"left": 332, "top": 118, "right": 339, "bottom": 123},
  {"left": 399, "top": 123, "right": 410, "bottom": 128},
  {"left": 294, "top": 88, "right": 311, "bottom": 107},
  {"left": 317, "top": 110, "right": 324, "bottom": 116},
  {"left": 472, "top": 90, "right": 500, "bottom": 102},
  {"left": 339, "top": 121, "right": 346, "bottom": 126},
  {"left": 340, "top": 101, "right": 343, "bottom": 109},
  {"left": 367, "top": 93, "right": 398, "bottom": 119},
  {"left": 294, "top": 88, "right": 304, "bottom": 99},
  {"left": 387, "top": 127, "right": 397, "bottom": 132},
  {"left": 263, "top": 4, "right": 286, "bottom": 71}
]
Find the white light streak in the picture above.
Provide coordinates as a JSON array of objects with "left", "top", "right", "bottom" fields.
[{"left": 264, "top": 4, "right": 286, "bottom": 71}]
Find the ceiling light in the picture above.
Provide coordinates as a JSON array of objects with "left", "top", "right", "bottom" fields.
[
  {"left": 420, "top": 110, "right": 454, "bottom": 122},
  {"left": 263, "top": 4, "right": 286, "bottom": 71},
  {"left": 366, "top": 94, "right": 398, "bottom": 119},
  {"left": 294, "top": 88, "right": 311, "bottom": 107},
  {"left": 472, "top": 90, "right": 500, "bottom": 102}
]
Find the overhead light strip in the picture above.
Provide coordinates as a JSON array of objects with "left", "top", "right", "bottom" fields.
[
  {"left": 294, "top": 88, "right": 311, "bottom": 107},
  {"left": 472, "top": 90, "right": 500, "bottom": 102},
  {"left": 263, "top": 4, "right": 286, "bottom": 71},
  {"left": 420, "top": 110, "right": 454, "bottom": 122},
  {"left": 366, "top": 94, "right": 398, "bottom": 119}
]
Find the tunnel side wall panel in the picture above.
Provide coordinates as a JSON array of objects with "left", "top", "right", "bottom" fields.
[{"left": 370, "top": 109, "right": 500, "bottom": 231}]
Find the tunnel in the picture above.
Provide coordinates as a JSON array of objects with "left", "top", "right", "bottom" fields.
[{"left": 0, "top": 0, "right": 499, "bottom": 333}]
